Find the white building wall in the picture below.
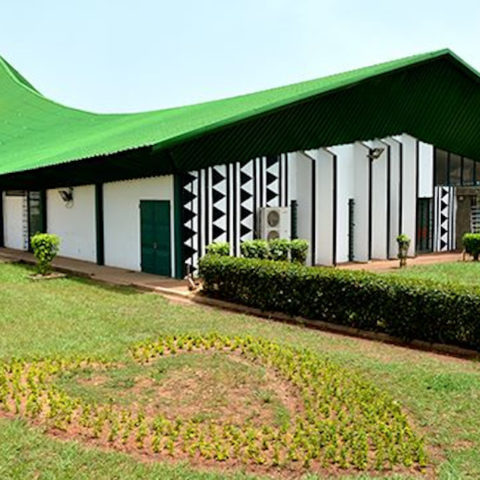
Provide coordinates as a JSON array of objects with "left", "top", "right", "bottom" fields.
[
  {"left": 3, "top": 194, "right": 27, "bottom": 250},
  {"left": 382, "top": 137, "right": 402, "bottom": 258},
  {"left": 370, "top": 140, "right": 388, "bottom": 259},
  {"left": 103, "top": 176, "right": 175, "bottom": 274},
  {"left": 309, "top": 148, "right": 335, "bottom": 265},
  {"left": 331, "top": 144, "right": 356, "bottom": 263},
  {"left": 418, "top": 142, "right": 434, "bottom": 198},
  {"left": 47, "top": 186, "right": 96, "bottom": 262},
  {"left": 400, "top": 134, "right": 418, "bottom": 255},
  {"left": 291, "top": 152, "right": 314, "bottom": 265}
]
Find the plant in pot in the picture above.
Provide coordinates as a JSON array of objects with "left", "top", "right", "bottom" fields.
[
  {"left": 396, "top": 234, "right": 410, "bottom": 268},
  {"left": 462, "top": 233, "right": 480, "bottom": 261}
]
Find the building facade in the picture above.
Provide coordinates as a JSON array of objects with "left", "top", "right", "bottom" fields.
[{"left": 1, "top": 49, "right": 479, "bottom": 278}]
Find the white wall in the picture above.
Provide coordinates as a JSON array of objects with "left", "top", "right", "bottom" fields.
[
  {"left": 47, "top": 186, "right": 96, "bottom": 262},
  {"left": 310, "top": 148, "right": 335, "bottom": 265},
  {"left": 103, "top": 176, "right": 175, "bottom": 274},
  {"left": 3, "top": 194, "right": 27, "bottom": 250},
  {"left": 291, "top": 152, "right": 314, "bottom": 265},
  {"left": 331, "top": 144, "right": 356, "bottom": 263},
  {"left": 418, "top": 142, "right": 434, "bottom": 198},
  {"left": 382, "top": 137, "right": 402, "bottom": 258},
  {"left": 371, "top": 141, "right": 388, "bottom": 259},
  {"left": 400, "top": 134, "right": 418, "bottom": 255}
]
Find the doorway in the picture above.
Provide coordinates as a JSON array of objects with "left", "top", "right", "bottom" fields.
[{"left": 140, "top": 200, "right": 171, "bottom": 276}]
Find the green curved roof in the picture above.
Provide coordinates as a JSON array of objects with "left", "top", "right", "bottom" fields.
[{"left": 1, "top": 48, "right": 480, "bottom": 187}]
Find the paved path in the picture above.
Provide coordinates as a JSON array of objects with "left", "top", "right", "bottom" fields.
[
  {"left": 336, "top": 251, "right": 465, "bottom": 272},
  {"left": 0, "top": 247, "right": 190, "bottom": 294}
]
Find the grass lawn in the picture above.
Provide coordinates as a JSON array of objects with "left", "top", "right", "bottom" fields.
[
  {"left": 1, "top": 262, "right": 480, "bottom": 479},
  {"left": 383, "top": 260, "right": 480, "bottom": 287}
]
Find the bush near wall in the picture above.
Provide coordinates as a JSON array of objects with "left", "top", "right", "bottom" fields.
[{"left": 198, "top": 255, "right": 480, "bottom": 351}]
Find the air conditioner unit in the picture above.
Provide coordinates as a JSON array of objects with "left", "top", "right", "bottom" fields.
[{"left": 258, "top": 207, "right": 291, "bottom": 240}]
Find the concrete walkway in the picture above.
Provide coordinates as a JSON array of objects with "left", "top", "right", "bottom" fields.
[
  {"left": 336, "top": 251, "right": 465, "bottom": 272},
  {"left": 0, "top": 247, "right": 191, "bottom": 295}
]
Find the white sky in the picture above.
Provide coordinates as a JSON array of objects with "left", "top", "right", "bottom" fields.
[{"left": 1, "top": 0, "right": 480, "bottom": 113}]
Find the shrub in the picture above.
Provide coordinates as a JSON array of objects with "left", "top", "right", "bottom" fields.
[
  {"left": 199, "top": 255, "right": 480, "bottom": 351},
  {"left": 269, "top": 238, "right": 290, "bottom": 261},
  {"left": 463, "top": 233, "right": 480, "bottom": 261},
  {"left": 290, "top": 239, "right": 309, "bottom": 264},
  {"left": 205, "top": 241, "right": 230, "bottom": 256},
  {"left": 396, "top": 234, "right": 411, "bottom": 267},
  {"left": 30, "top": 233, "right": 60, "bottom": 275},
  {"left": 240, "top": 239, "right": 269, "bottom": 259}
]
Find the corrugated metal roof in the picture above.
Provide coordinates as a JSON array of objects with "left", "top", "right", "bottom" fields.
[{"left": 0, "top": 48, "right": 479, "bottom": 187}]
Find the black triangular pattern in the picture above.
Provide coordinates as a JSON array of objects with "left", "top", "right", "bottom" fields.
[
  {"left": 183, "top": 208, "right": 196, "bottom": 223},
  {"left": 212, "top": 224, "right": 225, "bottom": 240},
  {"left": 212, "top": 167, "right": 226, "bottom": 186},
  {"left": 183, "top": 245, "right": 196, "bottom": 258},
  {"left": 240, "top": 171, "right": 252, "bottom": 184},
  {"left": 266, "top": 171, "right": 277, "bottom": 186},
  {"left": 182, "top": 225, "right": 196, "bottom": 239},
  {"left": 212, "top": 206, "right": 225, "bottom": 222},
  {"left": 266, "top": 188, "right": 277, "bottom": 202},
  {"left": 240, "top": 206, "right": 252, "bottom": 220},
  {"left": 266, "top": 156, "right": 277, "bottom": 168},
  {"left": 212, "top": 187, "right": 223, "bottom": 204},
  {"left": 182, "top": 172, "right": 197, "bottom": 186},
  {"left": 182, "top": 188, "right": 196, "bottom": 204},
  {"left": 240, "top": 223, "right": 251, "bottom": 237},
  {"left": 240, "top": 188, "right": 253, "bottom": 202}
]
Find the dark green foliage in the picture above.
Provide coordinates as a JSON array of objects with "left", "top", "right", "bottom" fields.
[
  {"left": 30, "top": 233, "right": 60, "bottom": 275},
  {"left": 199, "top": 255, "right": 480, "bottom": 350},
  {"left": 290, "top": 239, "right": 309, "bottom": 264},
  {"left": 463, "top": 233, "right": 480, "bottom": 261},
  {"left": 240, "top": 239, "right": 269, "bottom": 259},
  {"left": 205, "top": 242, "right": 230, "bottom": 256},
  {"left": 268, "top": 239, "right": 290, "bottom": 261}
]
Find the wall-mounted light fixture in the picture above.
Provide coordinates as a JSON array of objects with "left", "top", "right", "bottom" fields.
[
  {"left": 367, "top": 147, "right": 385, "bottom": 160},
  {"left": 58, "top": 187, "right": 74, "bottom": 206}
]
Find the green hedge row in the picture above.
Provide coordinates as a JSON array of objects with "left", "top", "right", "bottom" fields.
[{"left": 198, "top": 255, "right": 480, "bottom": 351}]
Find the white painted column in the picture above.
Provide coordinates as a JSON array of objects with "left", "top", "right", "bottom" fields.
[
  {"left": 3, "top": 193, "right": 28, "bottom": 251},
  {"left": 371, "top": 141, "right": 388, "bottom": 259},
  {"left": 382, "top": 137, "right": 402, "bottom": 258},
  {"left": 307, "top": 148, "right": 335, "bottom": 265},
  {"left": 400, "top": 134, "right": 418, "bottom": 256},
  {"left": 418, "top": 142, "right": 434, "bottom": 198},
  {"left": 353, "top": 142, "right": 370, "bottom": 262}
]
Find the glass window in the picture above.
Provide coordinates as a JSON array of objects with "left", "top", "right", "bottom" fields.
[
  {"left": 434, "top": 149, "right": 448, "bottom": 185},
  {"left": 450, "top": 154, "right": 462, "bottom": 185},
  {"left": 463, "top": 158, "right": 475, "bottom": 185}
]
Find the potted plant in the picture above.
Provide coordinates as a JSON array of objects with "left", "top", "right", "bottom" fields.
[{"left": 396, "top": 234, "right": 410, "bottom": 268}]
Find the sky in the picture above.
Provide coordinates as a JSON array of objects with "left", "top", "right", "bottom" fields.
[{"left": 1, "top": 0, "right": 480, "bottom": 113}]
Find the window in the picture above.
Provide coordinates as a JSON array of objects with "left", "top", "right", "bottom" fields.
[
  {"left": 450, "top": 154, "right": 462, "bottom": 185},
  {"left": 434, "top": 149, "right": 448, "bottom": 185},
  {"left": 463, "top": 158, "right": 475, "bottom": 185}
]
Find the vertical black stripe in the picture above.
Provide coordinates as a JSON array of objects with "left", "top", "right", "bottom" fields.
[
  {"left": 447, "top": 152, "right": 451, "bottom": 185},
  {"left": 399, "top": 143, "right": 403, "bottom": 234},
  {"left": 205, "top": 168, "right": 210, "bottom": 247},
  {"left": 226, "top": 165, "right": 230, "bottom": 246},
  {"left": 415, "top": 140, "right": 419, "bottom": 254},
  {"left": 95, "top": 183, "right": 104, "bottom": 265},
  {"left": 285, "top": 154, "right": 289, "bottom": 205},
  {"left": 332, "top": 155, "right": 337, "bottom": 265},
  {"left": 259, "top": 158, "right": 264, "bottom": 206},
  {"left": 386, "top": 145, "right": 391, "bottom": 258},
  {"left": 26, "top": 191, "right": 32, "bottom": 252},
  {"left": 0, "top": 191, "right": 3, "bottom": 248},
  {"left": 311, "top": 157, "right": 316, "bottom": 266},
  {"left": 40, "top": 190, "right": 47, "bottom": 233},
  {"left": 197, "top": 170, "right": 202, "bottom": 261},
  {"left": 232, "top": 164, "right": 238, "bottom": 253},
  {"left": 278, "top": 155, "right": 283, "bottom": 206},
  {"left": 368, "top": 156, "right": 372, "bottom": 260},
  {"left": 253, "top": 160, "right": 258, "bottom": 237}
]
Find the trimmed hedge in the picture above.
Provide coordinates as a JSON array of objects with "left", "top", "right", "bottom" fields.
[{"left": 199, "top": 255, "right": 480, "bottom": 351}]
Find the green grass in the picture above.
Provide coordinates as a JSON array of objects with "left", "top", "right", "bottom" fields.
[
  {"left": 0, "top": 261, "right": 480, "bottom": 478},
  {"left": 384, "top": 260, "right": 480, "bottom": 287}
]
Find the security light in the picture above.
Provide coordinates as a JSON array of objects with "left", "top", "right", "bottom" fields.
[
  {"left": 58, "top": 187, "right": 74, "bottom": 204},
  {"left": 368, "top": 147, "right": 385, "bottom": 160}
]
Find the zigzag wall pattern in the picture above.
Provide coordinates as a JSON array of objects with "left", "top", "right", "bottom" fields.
[
  {"left": 433, "top": 186, "right": 456, "bottom": 252},
  {"left": 180, "top": 155, "right": 289, "bottom": 274}
]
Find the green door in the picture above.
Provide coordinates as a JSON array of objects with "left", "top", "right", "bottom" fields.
[{"left": 140, "top": 200, "right": 171, "bottom": 276}]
